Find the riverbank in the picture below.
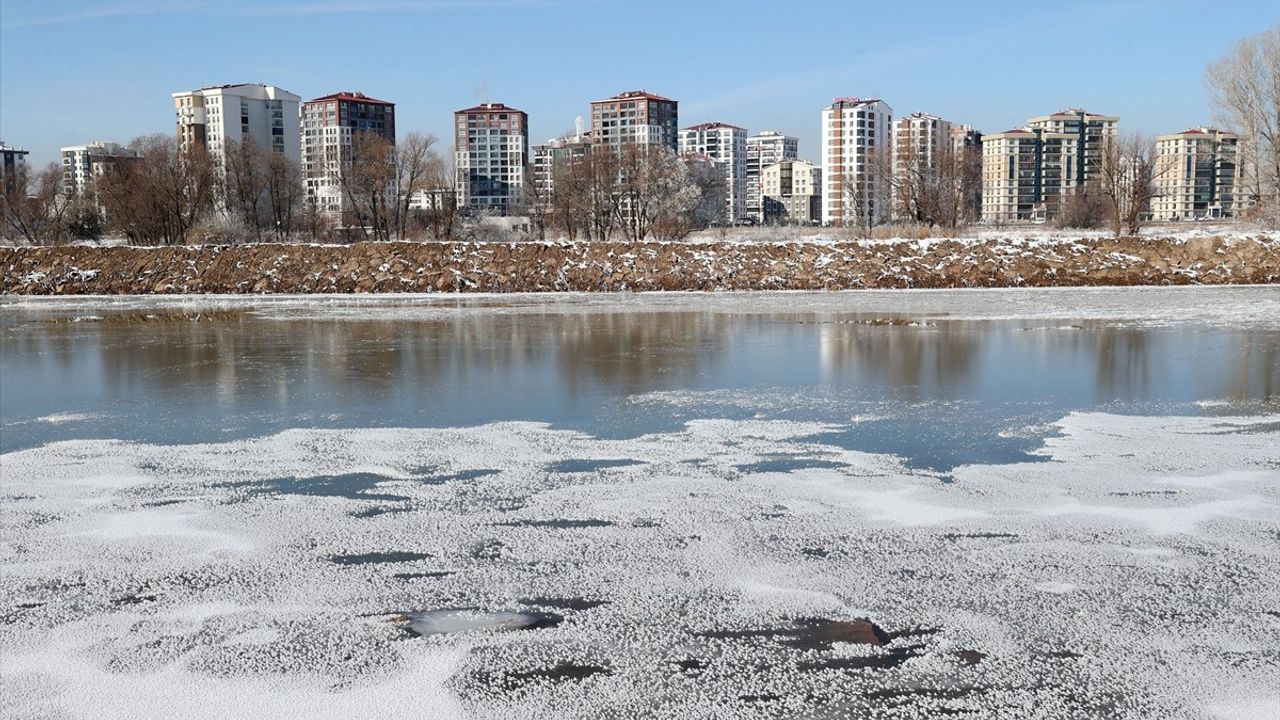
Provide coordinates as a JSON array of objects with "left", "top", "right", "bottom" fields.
[{"left": 3, "top": 234, "right": 1278, "bottom": 294}]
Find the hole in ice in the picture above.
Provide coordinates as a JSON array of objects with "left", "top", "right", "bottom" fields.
[
  {"left": 739, "top": 693, "right": 783, "bottom": 703},
  {"left": 226, "top": 473, "right": 411, "bottom": 502},
  {"left": 736, "top": 456, "right": 849, "bottom": 473},
  {"left": 349, "top": 504, "right": 414, "bottom": 519},
  {"left": 493, "top": 518, "right": 615, "bottom": 529},
  {"left": 485, "top": 662, "right": 612, "bottom": 691},
  {"left": 329, "top": 551, "right": 431, "bottom": 566},
  {"left": 942, "top": 532, "right": 1019, "bottom": 541},
  {"left": 545, "top": 458, "right": 644, "bottom": 473},
  {"left": 673, "top": 658, "right": 708, "bottom": 673},
  {"left": 392, "top": 571, "right": 454, "bottom": 580},
  {"left": 701, "top": 617, "right": 890, "bottom": 651},
  {"left": 517, "top": 597, "right": 608, "bottom": 611},
  {"left": 407, "top": 467, "right": 501, "bottom": 484},
  {"left": 388, "top": 608, "right": 563, "bottom": 637}
]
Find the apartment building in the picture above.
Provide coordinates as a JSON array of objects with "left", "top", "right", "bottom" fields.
[
  {"left": 821, "top": 97, "right": 893, "bottom": 226},
  {"left": 60, "top": 142, "right": 141, "bottom": 199},
  {"left": 1026, "top": 108, "right": 1118, "bottom": 187},
  {"left": 1, "top": 141, "right": 30, "bottom": 194},
  {"left": 891, "top": 112, "right": 953, "bottom": 219},
  {"left": 1152, "top": 127, "right": 1241, "bottom": 220},
  {"left": 760, "top": 159, "right": 821, "bottom": 225},
  {"left": 172, "top": 84, "right": 301, "bottom": 166},
  {"left": 531, "top": 123, "right": 591, "bottom": 214},
  {"left": 455, "top": 102, "right": 529, "bottom": 215},
  {"left": 950, "top": 124, "right": 983, "bottom": 152},
  {"left": 981, "top": 128, "right": 1080, "bottom": 223},
  {"left": 589, "top": 90, "right": 678, "bottom": 151},
  {"left": 301, "top": 91, "right": 396, "bottom": 216},
  {"left": 746, "top": 131, "right": 799, "bottom": 223},
  {"left": 679, "top": 122, "right": 747, "bottom": 224}
]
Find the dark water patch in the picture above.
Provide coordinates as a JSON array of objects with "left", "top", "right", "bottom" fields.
[
  {"left": 226, "top": 473, "right": 411, "bottom": 502},
  {"left": 487, "top": 662, "right": 611, "bottom": 691},
  {"left": 393, "top": 571, "right": 454, "bottom": 580},
  {"left": 330, "top": 551, "right": 431, "bottom": 566},
  {"left": 674, "top": 658, "right": 708, "bottom": 672},
  {"left": 800, "top": 646, "right": 923, "bottom": 671},
  {"left": 701, "top": 618, "right": 890, "bottom": 651},
  {"left": 942, "top": 532, "right": 1019, "bottom": 542},
  {"left": 350, "top": 504, "right": 413, "bottom": 519},
  {"left": 956, "top": 649, "right": 987, "bottom": 666},
  {"left": 800, "top": 547, "right": 830, "bottom": 558},
  {"left": 141, "top": 499, "right": 187, "bottom": 508},
  {"left": 546, "top": 458, "right": 644, "bottom": 473},
  {"left": 494, "top": 518, "right": 615, "bottom": 529},
  {"left": 886, "top": 626, "right": 942, "bottom": 642},
  {"left": 518, "top": 597, "right": 608, "bottom": 611},
  {"left": 739, "top": 693, "right": 783, "bottom": 703},
  {"left": 113, "top": 593, "right": 159, "bottom": 606},
  {"left": 1263, "top": 610, "right": 1280, "bottom": 619},
  {"left": 409, "top": 467, "right": 501, "bottom": 484},
  {"left": 1043, "top": 649, "right": 1084, "bottom": 659},
  {"left": 736, "top": 456, "right": 848, "bottom": 474}
]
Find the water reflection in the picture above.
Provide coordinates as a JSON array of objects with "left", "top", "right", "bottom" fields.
[{"left": 2, "top": 305, "right": 1277, "bottom": 466}]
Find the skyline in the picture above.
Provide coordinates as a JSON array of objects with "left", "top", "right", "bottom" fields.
[{"left": 2, "top": 0, "right": 1276, "bottom": 167}]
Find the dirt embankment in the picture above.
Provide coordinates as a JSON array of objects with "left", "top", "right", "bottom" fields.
[{"left": 2, "top": 235, "right": 1278, "bottom": 295}]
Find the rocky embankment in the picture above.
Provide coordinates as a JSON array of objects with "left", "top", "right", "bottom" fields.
[{"left": 2, "top": 235, "right": 1278, "bottom": 294}]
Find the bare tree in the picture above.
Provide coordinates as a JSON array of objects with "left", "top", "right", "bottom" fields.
[
  {"left": 517, "top": 160, "right": 551, "bottom": 241},
  {"left": 265, "top": 151, "right": 303, "bottom": 241},
  {"left": 1, "top": 162, "right": 71, "bottom": 245},
  {"left": 223, "top": 138, "right": 269, "bottom": 241},
  {"left": 97, "top": 134, "right": 216, "bottom": 245},
  {"left": 1098, "top": 132, "right": 1164, "bottom": 237},
  {"left": 337, "top": 131, "right": 396, "bottom": 242},
  {"left": 392, "top": 132, "right": 437, "bottom": 241},
  {"left": 1206, "top": 26, "right": 1280, "bottom": 224}
]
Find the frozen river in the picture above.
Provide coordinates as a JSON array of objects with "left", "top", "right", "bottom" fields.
[{"left": 2, "top": 288, "right": 1278, "bottom": 719}]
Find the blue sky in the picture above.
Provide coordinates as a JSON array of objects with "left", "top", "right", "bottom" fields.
[{"left": 2, "top": 0, "right": 1276, "bottom": 166}]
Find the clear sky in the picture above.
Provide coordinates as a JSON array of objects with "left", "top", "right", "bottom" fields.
[{"left": 2, "top": 0, "right": 1276, "bottom": 167}]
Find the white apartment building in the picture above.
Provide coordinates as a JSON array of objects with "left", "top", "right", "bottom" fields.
[
  {"left": 1152, "top": 127, "right": 1241, "bottom": 220},
  {"left": 746, "top": 130, "right": 799, "bottom": 223},
  {"left": 679, "top": 122, "right": 747, "bottom": 224},
  {"left": 760, "top": 159, "right": 821, "bottom": 224},
  {"left": 981, "top": 128, "right": 1080, "bottom": 223},
  {"left": 891, "top": 112, "right": 953, "bottom": 219},
  {"left": 455, "top": 103, "right": 529, "bottom": 215},
  {"left": 301, "top": 91, "right": 396, "bottom": 216},
  {"left": 60, "top": 142, "right": 140, "bottom": 199},
  {"left": 821, "top": 97, "right": 893, "bottom": 226},
  {"left": 1026, "top": 108, "right": 1118, "bottom": 188},
  {"left": 172, "top": 84, "right": 301, "bottom": 167}
]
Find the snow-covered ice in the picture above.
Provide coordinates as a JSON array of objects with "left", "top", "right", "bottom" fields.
[{"left": 2, "top": 410, "right": 1277, "bottom": 718}]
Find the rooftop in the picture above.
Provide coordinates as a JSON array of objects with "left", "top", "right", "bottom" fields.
[
  {"left": 456, "top": 102, "right": 526, "bottom": 115},
  {"left": 594, "top": 90, "right": 676, "bottom": 104},
  {"left": 683, "top": 122, "right": 745, "bottom": 132},
  {"left": 308, "top": 91, "right": 394, "bottom": 106}
]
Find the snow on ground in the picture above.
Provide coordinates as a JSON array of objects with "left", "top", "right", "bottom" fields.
[
  {"left": 2, "top": 411, "right": 1277, "bottom": 718},
  {"left": 4, "top": 285, "right": 1280, "bottom": 330},
  {"left": 682, "top": 221, "right": 1269, "bottom": 246}
]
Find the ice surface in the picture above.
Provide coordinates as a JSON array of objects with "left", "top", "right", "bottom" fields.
[{"left": 2, "top": 411, "right": 1277, "bottom": 718}]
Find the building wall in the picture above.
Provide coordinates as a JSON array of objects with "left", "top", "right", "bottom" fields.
[
  {"left": 981, "top": 130, "right": 1078, "bottom": 223},
  {"left": 301, "top": 92, "right": 396, "bottom": 216},
  {"left": 172, "top": 84, "right": 301, "bottom": 168},
  {"left": 746, "top": 131, "right": 799, "bottom": 223},
  {"left": 761, "top": 159, "right": 821, "bottom": 224},
  {"left": 1026, "top": 109, "right": 1118, "bottom": 188},
  {"left": 455, "top": 103, "right": 529, "bottom": 215},
  {"left": 59, "top": 142, "right": 140, "bottom": 200},
  {"left": 679, "top": 123, "right": 747, "bottom": 224},
  {"left": 589, "top": 91, "right": 678, "bottom": 151},
  {"left": 821, "top": 98, "right": 892, "bottom": 226},
  {"left": 891, "top": 113, "right": 954, "bottom": 220},
  {"left": 1152, "top": 128, "right": 1240, "bottom": 220}
]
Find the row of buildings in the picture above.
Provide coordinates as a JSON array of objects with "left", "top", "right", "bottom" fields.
[{"left": 2, "top": 83, "right": 1248, "bottom": 227}]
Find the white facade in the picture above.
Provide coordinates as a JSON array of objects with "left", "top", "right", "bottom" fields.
[
  {"left": 981, "top": 128, "right": 1080, "bottom": 223},
  {"left": 1026, "top": 108, "right": 1118, "bottom": 187},
  {"left": 60, "top": 142, "right": 139, "bottom": 199},
  {"left": 301, "top": 92, "right": 396, "bottom": 217},
  {"left": 761, "top": 159, "right": 821, "bottom": 224},
  {"left": 821, "top": 98, "right": 893, "bottom": 226},
  {"left": 1152, "top": 127, "right": 1241, "bottom": 220},
  {"left": 455, "top": 103, "right": 529, "bottom": 215},
  {"left": 679, "top": 122, "right": 747, "bottom": 224},
  {"left": 746, "top": 130, "right": 799, "bottom": 223},
  {"left": 172, "top": 84, "right": 301, "bottom": 167}
]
